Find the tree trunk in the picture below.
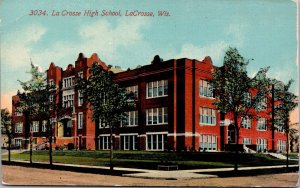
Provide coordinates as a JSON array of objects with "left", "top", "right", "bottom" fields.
[
  {"left": 8, "top": 137, "right": 11, "bottom": 162},
  {"left": 49, "top": 120, "right": 53, "bottom": 165},
  {"left": 286, "top": 127, "right": 289, "bottom": 169},
  {"left": 285, "top": 111, "right": 289, "bottom": 169},
  {"left": 30, "top": 132, "right": 32, "bottom": 164},
  {"left": 234, "top": 114, "right": 239, "bottom": 172},
  {"left": 109, "top": 122, "right": 114, "bottom": 171},
  {"left": 271, "top": 84, "right": 275, "bottom": 152}
]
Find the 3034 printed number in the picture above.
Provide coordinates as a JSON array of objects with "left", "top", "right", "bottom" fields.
[{"left": 29, "top": 10, "right": 48, "bottom": 16}]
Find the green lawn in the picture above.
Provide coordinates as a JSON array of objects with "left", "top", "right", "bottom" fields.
[
  {"left": 2, "top": 150, "right": 298, "bottom": 170},
  {"left": 282, "top": 153, "right": 299, "bottom": 159}
]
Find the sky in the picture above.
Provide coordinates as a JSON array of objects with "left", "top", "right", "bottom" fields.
[{"left": 0, "top": 0, "right": 298, "bottom": 121}]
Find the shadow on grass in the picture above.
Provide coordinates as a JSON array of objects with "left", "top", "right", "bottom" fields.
[
  {"left": 2, "top": 160, "right": 142, "bottom": 176},
  {"left": 199, "top": 167, "right": 299, "bottom": 178}
]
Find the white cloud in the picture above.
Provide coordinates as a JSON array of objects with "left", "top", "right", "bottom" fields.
[
  {"left": 2, "top": 24, "right": 47, "bottom": 68},
  {"left": 166, "top": 42, "right": 228, "bottom": 65},
  {"left": 77, "top": 18, "right": 149, "bottom": 63},
  {"left": 225, "top": 23, "right": 248, "bottom": 48},
  {"left": 33, "top": 18, "right": 151, "bottom": 69}
]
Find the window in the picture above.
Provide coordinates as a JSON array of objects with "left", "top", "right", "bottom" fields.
[
  {"left": 199, "top": 80, "right": 214, "bottom": 98},
  {"left": 146, "top": 107, "right": 168, "bottom": 125},
  {"left": 199, "top": 107, "right": 216, "bottom": 125},
  {"left": 257, "top": 97, "right": 267, "bottom": 111},
  {"left": 78, "top": 112, "right": 83, "bottom": 129},
  {"left": 78, "top": 90, "right": 83, "bottom": 106},
  {"left": 31, "top": 121, "right": 39, "bottom": 132},
  {"left": 14, "top": 138, "right": 22, "bottom": 147},
  {"left": 42, "top": 120, "right": 47, "bottom": 132},
  {"left": 120, "top": 134, "right": 138, "bottom": 150},
  {"left": 63, "top": 94, "right": 74, "bottom": 108},
  {"left": 50, "top": 118, "right": 57, "bottom": 124},
  {"left": 277, "top": 140, "right": 286, "bottom": 153},
  {"left": 15, "top": 111, "right": 22, "bottom": 116},
  {"left": 275, "top": 119, "right": 285, "bottom": 133},
  {"left": 257, "top": 138, "right": 267, "bottom": 152},
  {"left": 200, "top": 134, "right": 217, "bottom": 151},
  {"left": 243, "top": 92, "right": 251, "bottom": 106},
  {"left": 49, "top": 95, "right": 54, "bottom": 102},
  {"left": 241, "top": 116, "right": 251, "bottom": 129},
  {"left": 99, "top": 118, "right": 109, "bottom": 129},
  {"left": 15, "top": 107, "right": 22, "bottom": 116},
  {"left": 146, "top": 80, "right": 168, "bottom": 98},
  {"left": 15, "top": 122, "right": 23, "bottom": 133},
  {"left": 276, "top": 126, "right": 285, "bottom": 133},
  {"left": 49, "top": 79, "right": 54, "bottom": 86},
  {"left": 32, "top": 138, "right": 37, "bottom": 144},
  {"left": 257, "top": 117, "right": 267, "bottom": 131},
  {"left": 126, "top": 85, "right": 138, "bottom": 99},
  {"left": 99, "top": 92, "right": 107, "bottom": 104},
  {"left": 146, "top": 133, "right": 167, "bottom": 151},
  {"left": 63, "top": 76, "right": 75, "bottom": 88},
  {"left": 78, "top": 71, "right": 83, "bottom": 79},
  {"left": 242, "top": 138, "right": 252, "bottom": 145},
  {"left": 122, "top": 111, "right": 138, "bottom": 126},
  {"left": 98, "top": 135, "right": 112, "bottom": 150}
]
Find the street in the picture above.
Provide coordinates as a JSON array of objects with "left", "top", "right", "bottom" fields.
[{"left": 2, "top": 165, "right": 298, "bottom": 187}]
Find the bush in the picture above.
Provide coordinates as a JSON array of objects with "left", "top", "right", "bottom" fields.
[{"left": 67, "top": 143, "right": 74, "bottom": 150}]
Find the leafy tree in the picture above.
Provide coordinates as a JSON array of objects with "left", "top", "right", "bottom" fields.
[
  {"left": 17, "top": 62, "right": 56, "bottom": 165},
  {"left": 272, "top": 79, "right": 297, "bottom": 168},
  {"left": 209, "top": 47, "right": 270, "bottom": 171},
  {"left": 1, "top": 108, "right": 13, "bottom": 162},
  {"left": 78, "top": 63, "right": 134, "bottom": 171}
]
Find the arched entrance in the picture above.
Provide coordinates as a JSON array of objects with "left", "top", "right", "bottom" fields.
[{"left": 59, "top": 117, "right": 72, "bottom": 137}]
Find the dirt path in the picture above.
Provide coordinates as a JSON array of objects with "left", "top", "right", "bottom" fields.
[{"left": 2, "top": 165, "right": 298, "bottom": 187}]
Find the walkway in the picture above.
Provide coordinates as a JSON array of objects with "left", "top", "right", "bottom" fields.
[{"left": 2, "top": 159, "right": 298, "bottom": 180}]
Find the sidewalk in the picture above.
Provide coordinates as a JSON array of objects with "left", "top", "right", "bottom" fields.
[
  {"left": 2, "top": 159, "right": 299, "bottom": 180},
  {"left": 123, "top": 165, "right": 299, "bottom": 180}
]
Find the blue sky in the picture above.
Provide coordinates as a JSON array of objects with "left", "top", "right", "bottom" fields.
[{"left": 0, "top": 0, "right": 298, "bottom": 111}]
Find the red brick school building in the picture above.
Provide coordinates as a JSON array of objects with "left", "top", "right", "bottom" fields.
[{"left": 11, "top": 53, "right": 287, "bottom": 152}]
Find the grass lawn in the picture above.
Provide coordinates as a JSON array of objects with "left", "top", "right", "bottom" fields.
[
  {"left": 2, "top": 150, "right": 298, "bottom": 170},
  {"left": 282, "top": 153, "right": 299, "bottom": 159}
]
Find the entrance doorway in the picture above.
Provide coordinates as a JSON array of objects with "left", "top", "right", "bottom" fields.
[{"left": 59, "top": 118, "right": 72, "bottom": 137}]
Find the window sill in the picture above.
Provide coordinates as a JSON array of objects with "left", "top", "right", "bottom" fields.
[
  {"left": 146, "top": 123, "right": 168, "bottom": 126},
  {"left": 122, "top": 149, "right": 138, "bottom": 151},
  {"left": 199, "top": 149, "right": 217, "bottom": 152},
  {"left": 146, "top": 95, "right": 168, "bottom": 99},
  {"left": 199, "top": 123, "right": 216, "bottom": 126},
  {"left": 199, "top": 96, "right": 215, "bottom": 99}
]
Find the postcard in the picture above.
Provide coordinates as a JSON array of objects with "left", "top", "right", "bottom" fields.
[{"left": 0, "top": 0, "right": 299, "bottom": 187}]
